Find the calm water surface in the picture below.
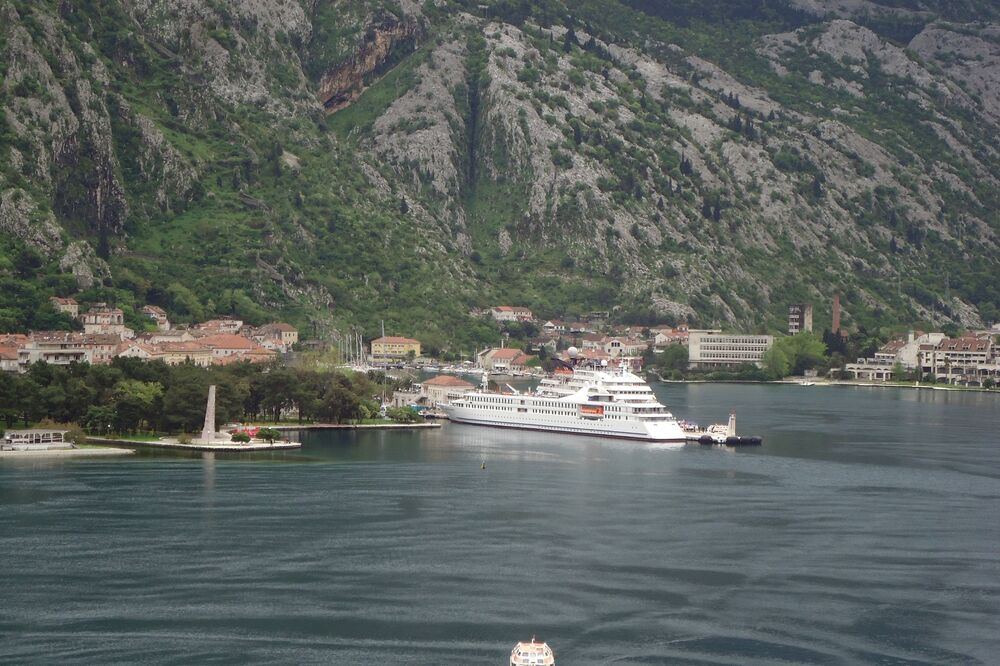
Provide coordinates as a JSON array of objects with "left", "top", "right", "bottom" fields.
[{"left": 2, "top": 384, "right": 999, "bottom": 664}]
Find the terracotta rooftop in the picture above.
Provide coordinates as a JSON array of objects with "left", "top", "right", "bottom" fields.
[
  {"left": 373, "top": 336, "right": 420, "bottom": 344},
  {"left": 200, "top": 334, "right": 257, "bottom": 350},
  {"left": 422, "top": 375, "right": 475, "bottom": 388},
  {"left": 938, "top": 336, "right": 991, "bottom": 352},
  {"left": 489, "top": 348, "right": 525, "bottom": 360},
  {"left": 0, "top": 346, "right": 18, "bottom": 361}
]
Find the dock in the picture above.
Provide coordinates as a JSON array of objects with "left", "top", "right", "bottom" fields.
[{"left": 1, "top": 446, "right": 135, "bottom": 459}]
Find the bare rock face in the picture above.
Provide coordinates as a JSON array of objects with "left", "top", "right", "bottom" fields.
[
  {"left": 369, "top": 40, "right": 468, "bottom": 202},
  {"left": 317, "top": 15, "right": 422, "bottom": 112},
  {"left": 59, "top": 240, "right": 111, "bottom": 289},
  {"left": 910, "top": 25, "right": 1000, "bottom": 124},
  {"left": 0, "top": 189, "right": 64, "bottom": 254},
  {"left": 120, "top": 0, "right": 314, "bottom": 111}
]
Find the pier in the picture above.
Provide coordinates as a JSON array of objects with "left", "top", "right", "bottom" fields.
[{"left": 86, "top": 437, "right": 301, "bottom": 453}]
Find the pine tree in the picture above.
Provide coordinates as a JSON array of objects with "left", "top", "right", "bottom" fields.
[{"left": 563, "top": 25, "right": 577, "bottom": 53}]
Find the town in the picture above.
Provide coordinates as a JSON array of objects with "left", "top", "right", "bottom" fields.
[{"left": 2, "top": 298, "right": 999, "bottom": 394}]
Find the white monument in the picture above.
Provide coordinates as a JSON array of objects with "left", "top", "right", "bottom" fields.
[{"left": 199, "top": 385, "right": 218, "bottom": 443}]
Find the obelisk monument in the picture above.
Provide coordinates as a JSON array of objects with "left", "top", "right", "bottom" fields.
[{"left": 200, "top": 385, "right": 217, "bottom": 443}]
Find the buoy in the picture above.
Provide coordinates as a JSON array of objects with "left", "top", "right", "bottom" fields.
[{"left": 481, "top": 461, "right": 486, "bottom": 470}]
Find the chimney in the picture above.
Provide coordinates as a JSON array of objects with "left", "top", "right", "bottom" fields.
[{"left": 832, "top": 294, "right": 841, "bottom": 334}]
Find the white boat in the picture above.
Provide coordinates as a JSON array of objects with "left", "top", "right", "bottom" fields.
[
  {"left": 441, "top": 353, "right": 685, "bottom": 442},
  {"left": 510, "top": 638, "right": 554, "bottom": 665}
]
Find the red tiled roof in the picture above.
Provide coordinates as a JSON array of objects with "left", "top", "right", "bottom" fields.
[
  {"left": 0, "top": 346, "right": 18, "bottom": 361},
  {"left": 937, "top": 336, "right": 991, "bottom": 351},
  {"left": 373, "top": 336, "right": 420, "bottom": 344},
  {"left": 422, "top": 375, "right": 475, "bottom": 388},
  {"left": 200, "top": 334, "right": 257, "bottom": 350},
  {"left": 490, "top": 348, "right": 524, "bottom": 360}
]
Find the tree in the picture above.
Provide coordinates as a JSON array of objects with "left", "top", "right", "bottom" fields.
[
  {"left": 231, "top": 431, "right": 251, "bottom": 443},
  {"left": 761, "top": 345, "right": 790, "bottom": 379},
  {"left": 387, "top": 407, "right": 421, "bottom": 423},
  {"left": 891, "top": 362, "right": 908, "bottom": 382},
  {"left": 769, "top": 333, "right": 827, "bottom": 376},
  {"left": 112, "top": 379, "right": 163, "bottom": 432},
  {"left": 656, "top": 344, "right": 689, "bottom": 375},
  {"left": 256, "top": 427, "right": 282, "bottom": 443}
]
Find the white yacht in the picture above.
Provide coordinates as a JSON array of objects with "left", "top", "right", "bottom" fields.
[
  {"left": 442, "top": 351, "right": 685, "bottom": 442},
  {"left": 510, "top": 638, "right": 554, "bottom": 665}
]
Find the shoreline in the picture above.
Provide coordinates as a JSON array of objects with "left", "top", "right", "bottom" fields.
[
  {"left": 86, "top": 437, "right": 302, "bottom": 453},
  {"left": 268, "top": 423, "right": 442, "bottom": 431},
  {"left": 657, "top": 377, "right": 999, "bottom": 394},
  {"left": 0, "top": 446, "right": 135, "bottom": 459}
]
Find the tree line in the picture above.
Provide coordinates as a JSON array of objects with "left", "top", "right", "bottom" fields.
[{"left": 0, "top": 358, "right": 400, "bottom": 435}]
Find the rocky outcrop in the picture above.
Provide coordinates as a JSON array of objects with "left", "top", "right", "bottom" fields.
[
  {"left": 59, "top": 241, "right": 111, "bottom": 289},
  {"left": 316, "top": 15, "right": 421, "bottom": 112},
  {"left": 909, "top": 24, "right": 1000, "bottom": 124},
  {"left": 0, "top": 189, "right": 64, "bottom": 254}
]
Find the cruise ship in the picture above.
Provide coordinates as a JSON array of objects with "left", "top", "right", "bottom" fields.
[{"left": 441, "top": 352, "right": 685, "bottom": 442}]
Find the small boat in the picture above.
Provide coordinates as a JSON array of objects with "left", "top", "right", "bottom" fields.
[{"left": 510, "top": 637, "right": 554, "bottom": 665}]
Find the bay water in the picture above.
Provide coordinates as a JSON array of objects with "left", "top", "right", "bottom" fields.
[{"left": 2, "top": 383, "right": 999, "bottom": 664}]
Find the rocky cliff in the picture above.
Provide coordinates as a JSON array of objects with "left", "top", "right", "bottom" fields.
[{"left": 1, "top": 0, "right": 998, "bottom": 341}]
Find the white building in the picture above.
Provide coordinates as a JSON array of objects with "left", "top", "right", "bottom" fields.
[
  {"left": 688, "top": 330, "right": 774, "bottom": 368},
  {"left": 490, "top": 306, "right": 534, "bottom": 323},
  {"left": 846, "top": 332, "right": 946, "bottom": 382}
]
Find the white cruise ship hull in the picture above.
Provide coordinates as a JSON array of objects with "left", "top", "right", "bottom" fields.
[{"left": 442, "top": 403, "right": 686, "bottom": 442}]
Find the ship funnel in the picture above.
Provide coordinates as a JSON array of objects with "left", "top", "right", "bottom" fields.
[{"left": 727, "top": 412, "right": 736, "bottom": 438}]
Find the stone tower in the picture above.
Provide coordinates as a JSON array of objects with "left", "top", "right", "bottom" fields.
[{"left": 200, "top": 385, "right": 217, "bottom": 443}]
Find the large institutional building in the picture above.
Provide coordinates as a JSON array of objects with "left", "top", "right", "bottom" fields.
[{"left": 687, "top": 330, "right": 774, "bottom": 368}]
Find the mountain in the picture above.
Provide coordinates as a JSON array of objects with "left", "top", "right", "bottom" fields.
[{"left": 1, "top": 0, "right": 998, "bottom": 350}]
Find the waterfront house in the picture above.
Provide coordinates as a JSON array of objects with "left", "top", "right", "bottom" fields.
[
  {"left": 479, "top": 347, "right": 534, "bottom": 372},
  {"left": 918, "top": 335, "right": 996, "bottom": 385},
  {"left": 603, "top": 336, "right": 646, "bottom": 358},
  {"left": 371, "top": 336, "right": 421, "bottom": 361},
  {"left": 419, "top": 375, "right": 476, "bottom": 405}
]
